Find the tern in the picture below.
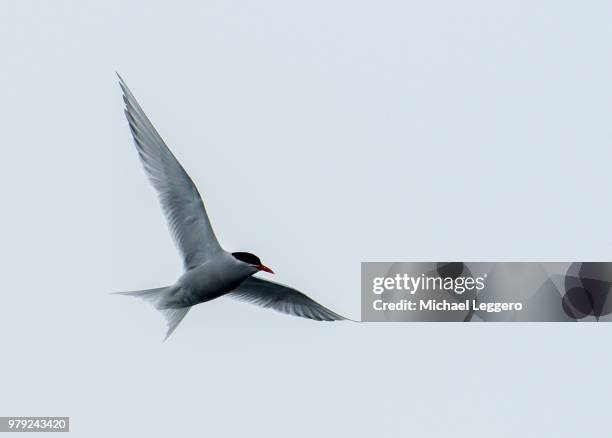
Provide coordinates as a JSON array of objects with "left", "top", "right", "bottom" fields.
[{"left": 114, "top": 75, "right": 349, "bottom": 339}]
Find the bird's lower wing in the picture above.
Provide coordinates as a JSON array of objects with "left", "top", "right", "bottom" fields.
[{"left": 226, "top": 277, "right": 349, "bottom": 321}]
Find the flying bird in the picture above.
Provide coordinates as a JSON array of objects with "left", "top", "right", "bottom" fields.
[{"left": 114, "top": 74, "right": 349, "bottom": 339}]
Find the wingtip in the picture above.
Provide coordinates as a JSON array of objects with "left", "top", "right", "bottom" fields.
[
  {"left": 336, "top": 314, "right": 360, "bottom": 323},
  {"left": 116, "top": 72, "right": 129, "bottom": 95},
  {"left": 329, "top": 309, "right": 359, "bottom": 322}
]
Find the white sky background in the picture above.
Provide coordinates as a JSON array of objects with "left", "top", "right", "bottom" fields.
[{"left": 1, "top": 1, "right": 611, "bottom": 436}]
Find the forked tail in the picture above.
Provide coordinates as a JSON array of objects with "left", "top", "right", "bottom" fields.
[{"left": 113, "top": 287, "right": 191, "bottom": 341}]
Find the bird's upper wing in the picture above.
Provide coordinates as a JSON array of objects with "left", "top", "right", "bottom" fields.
[
  {"left": 226, "top": 277, "right": 349, "bottom": 321},
  {"left": 118, "top": 75, "right": 222, "bottom": 270}
]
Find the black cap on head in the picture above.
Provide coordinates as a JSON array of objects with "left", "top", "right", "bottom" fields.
[{"left": 232, "top": 252, "right": 262, "bottom": 266}]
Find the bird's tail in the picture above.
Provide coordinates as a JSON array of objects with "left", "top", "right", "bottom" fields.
[{"left": 113, "top": 287, "right": 191, "bottom": 341}]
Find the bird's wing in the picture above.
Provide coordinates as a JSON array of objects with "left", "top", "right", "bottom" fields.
[
  {"left": 118, "top": 74, "right": 222, "bottom": 270},
  {"left": 226, "top": 277, "right": 349, "bottom": 321}
]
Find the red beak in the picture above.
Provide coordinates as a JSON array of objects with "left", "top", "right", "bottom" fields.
[{"left": 257, "top": 264, "right": 274, "bottom": 274}]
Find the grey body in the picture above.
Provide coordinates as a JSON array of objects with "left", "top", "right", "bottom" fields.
[
  {"left": 164, "top": 251, "right": 257, "bottom": 308},
  {"left": 115, "top": 74, "right": 349, "bottom": 340}
]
